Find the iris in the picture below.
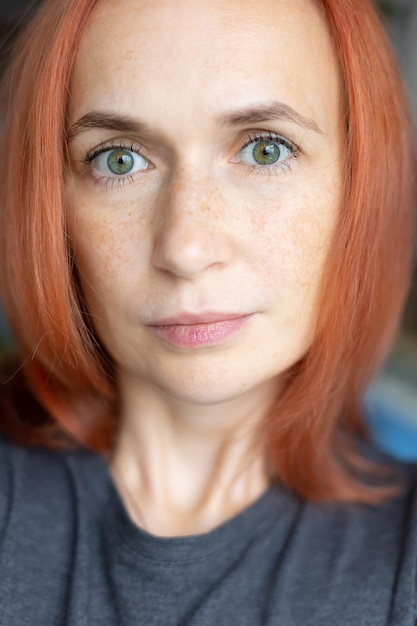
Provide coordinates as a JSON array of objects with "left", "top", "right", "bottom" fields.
[
  {"left": 107, "top": 150, "right": 135, "bottom": 175},
  {"left": 252, "top": 141, "right": 281, "bottom": 165}
]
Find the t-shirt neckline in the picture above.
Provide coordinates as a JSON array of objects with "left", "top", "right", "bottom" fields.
[{"left": 99, "top": 460, "right": 289, "bottom": 563}]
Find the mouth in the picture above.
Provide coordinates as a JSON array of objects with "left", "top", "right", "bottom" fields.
[{"left": 147, "top": 312, "right": 253, "bottom": 348}]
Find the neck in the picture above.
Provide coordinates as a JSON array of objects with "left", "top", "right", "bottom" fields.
[{"left": 108, "top": 374, "right": 277, "bottom": 536}]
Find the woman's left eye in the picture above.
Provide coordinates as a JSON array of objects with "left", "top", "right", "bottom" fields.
[
  {"left": 236, "top": 135, "right": 294, "bottom": 168},
  {"left": 88, "top": 147, "right": 150, "bottom": 178}
]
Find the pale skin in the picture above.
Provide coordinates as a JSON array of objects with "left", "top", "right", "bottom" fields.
[{"left": 65, "top": 0, "right": 344, "bottom": 536}]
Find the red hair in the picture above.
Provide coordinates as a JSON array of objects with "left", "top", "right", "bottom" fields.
[{"left": 0, "top": 0, "right": 415, "bottom": 502}]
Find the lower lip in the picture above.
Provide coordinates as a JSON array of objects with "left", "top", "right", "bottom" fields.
[{"left": 149, "top": 316, "right": 252, "bottom": 348}]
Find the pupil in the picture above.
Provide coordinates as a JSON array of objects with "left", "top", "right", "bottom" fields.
[
  {"left": 253, "top": 141, "right": 280, "bottom": 165},
  {"left": 107, "top": 150, "right": 134, "bottom": 175}
]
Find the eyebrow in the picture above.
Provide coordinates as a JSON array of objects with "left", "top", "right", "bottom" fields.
[
  {"left": 67, "top": 112, "right": 149, "bottom": 140},
  {"left": 67, "top": 101, "right": 324, "bottom": 141},
  {"left": 216, "top": 102, "right": 324, "bottom": 135}
]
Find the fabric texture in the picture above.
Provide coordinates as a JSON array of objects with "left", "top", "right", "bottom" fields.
[{"left": 0, "top": 435, "right": 416, "bottom": 625}]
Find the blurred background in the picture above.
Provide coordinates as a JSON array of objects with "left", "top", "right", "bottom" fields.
[{"left": 0, "top": 0, "right": 416, "bottom": 458}]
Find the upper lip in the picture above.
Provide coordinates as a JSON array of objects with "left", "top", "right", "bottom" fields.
[{"left": 149, "top": 312, "right": 251, "bottom": 326}]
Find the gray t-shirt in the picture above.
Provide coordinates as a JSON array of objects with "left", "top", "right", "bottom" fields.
[{"left": 0, "top": 435, "right": 416, "bottom": 625}]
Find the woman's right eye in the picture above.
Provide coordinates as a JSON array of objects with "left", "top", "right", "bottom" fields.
[{"left": 88, "top": 147, "right": 150, "bottom": 179}]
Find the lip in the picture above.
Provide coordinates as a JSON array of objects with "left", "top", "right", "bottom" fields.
[{"left": 147, "top": 312, "right": 253, "bottom": 348}]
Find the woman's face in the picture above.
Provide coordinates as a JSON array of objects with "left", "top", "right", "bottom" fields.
[{"left": 66, "top": 0, "right": 343, "bottom": 405}]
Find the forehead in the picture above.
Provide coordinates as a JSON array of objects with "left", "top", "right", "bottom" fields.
[{"left": 69, "top": 0, "right": 342, "bottom": 137}]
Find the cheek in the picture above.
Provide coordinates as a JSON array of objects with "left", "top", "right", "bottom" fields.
[
  {"left": 65, "top": 194, "right": 148, "bottom": 311},
  {"left": 247, "top": 185, "right": 338, "bottom": 299}
]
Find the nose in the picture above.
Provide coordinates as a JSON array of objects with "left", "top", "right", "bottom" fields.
[{"left": 151, "top": 169, "right": 232, "bottom": 279}]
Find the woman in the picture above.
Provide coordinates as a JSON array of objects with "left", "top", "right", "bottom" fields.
[{"left": 0, "top": 0, "right": 415, "bottom": 623}]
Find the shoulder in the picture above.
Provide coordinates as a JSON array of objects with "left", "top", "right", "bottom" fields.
[
  {"left": 0, "top": 436, "right": 109, "bottom": 624},
  {"left": 261, "top": 454, "right": 417, "bottom": 624},
  {"left": 0, "top": 360, "right": 107, "bottom": 518},
  {"left": 0, "top": 434, "right": 107, "bottom": 541}
]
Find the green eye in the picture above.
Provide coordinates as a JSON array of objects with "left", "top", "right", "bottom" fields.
[
  {"left": 90, "top": 146, "right": 150, "bottom": 179},
  {"left": 237, "top": 135, "right": 293, "bottom": 169},
  {"left": 107, "top": 149, "right": 135, "bottom": 175},
  {"left": 252, "top": 140, "right": 281, "bottom": 165}
]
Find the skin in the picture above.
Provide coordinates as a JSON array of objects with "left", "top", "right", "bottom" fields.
[{"left": 66, "top": 0, "right": 344, "bottom": 536}]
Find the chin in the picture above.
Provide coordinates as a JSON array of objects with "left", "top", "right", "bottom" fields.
[
  {"left": 137, "top": 359, "right": 285, "bottom": 409},
  {"left": 117, "top": 332, "right": 311, "bottom": 407},
  {"left": 150, "top": 374, "right": 252, "bottom": 406}
]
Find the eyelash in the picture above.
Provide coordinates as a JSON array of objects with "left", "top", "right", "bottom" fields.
[
  {"left": 238, "top": 131, "right": 300, "bottom": 175},
  {"left": 82, "top": 140, "right": 144, "bottom": 190},
  {"left": 81, "top": 132, "right": 300, "bottom": 189}
]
